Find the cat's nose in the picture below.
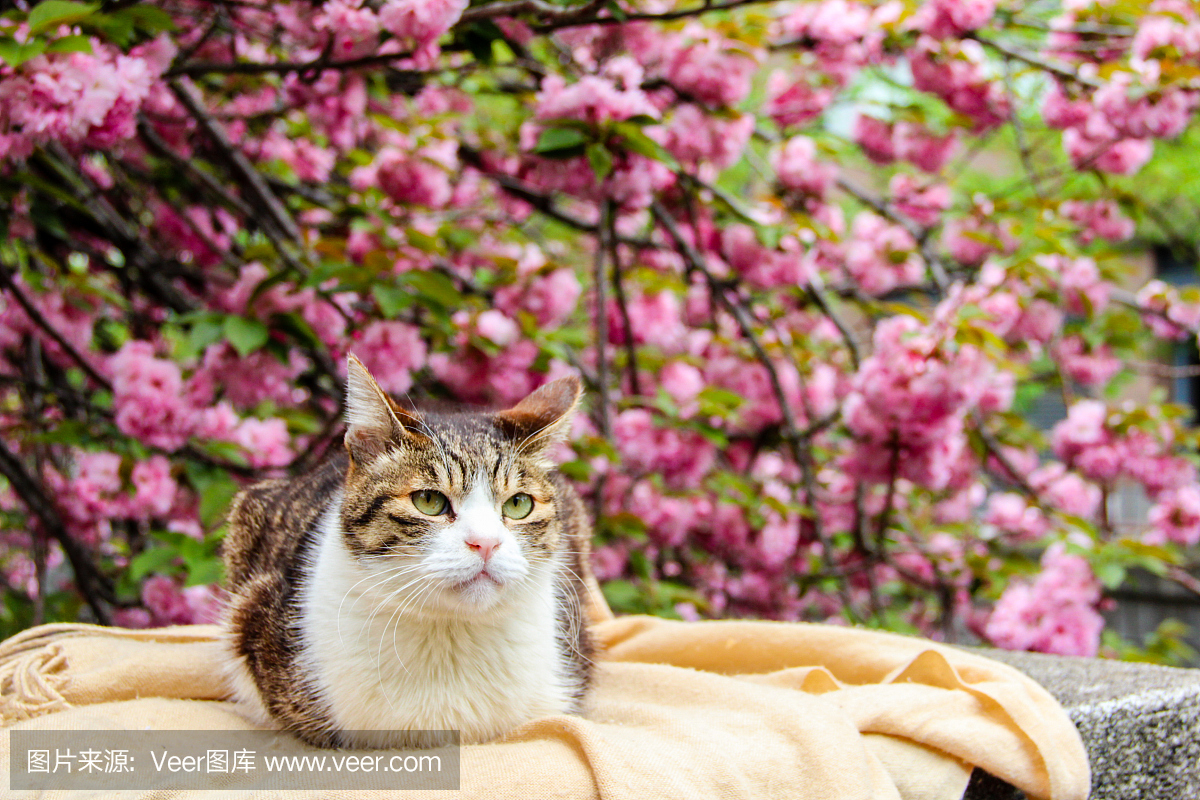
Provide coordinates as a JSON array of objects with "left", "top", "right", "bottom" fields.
[{"left": 465, "top": 534, "right": 501, "bottom": 563}]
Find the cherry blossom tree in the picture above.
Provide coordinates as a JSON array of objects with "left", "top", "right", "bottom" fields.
[{"left": 2, "top": 0, "right": 1200, "bottom": 660}]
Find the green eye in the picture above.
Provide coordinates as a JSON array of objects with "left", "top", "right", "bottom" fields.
[
  {"left": 502, "top": 493, "right": 534, "bottom": 520},
  {"left": 411, "top": 490, "right": 449, "bottom": 516}
]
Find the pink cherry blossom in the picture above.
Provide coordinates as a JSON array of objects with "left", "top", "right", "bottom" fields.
[
  {"left": 661, "top": 26, "right": 759, "bottom": 107},
  {"left": 1146, "top": 486, "right": 1200, "bottom": 547},
  {"left": 318, "top": 0, "right": 382, "bottom": 59},
  {"left": 910, "top": 39, "right": 1010, "bottom": 131},
  {"left": 853, "top": 115, "right": 896, "bottom": 163},
  {"left": 720, "top": 224, "right": 812, "bottom": 291},
  {"left": 353, "top": 320, "right": 428, "bottom": 395},
  {"left": 912, "top": 0, "right": 996, "bottom": 39},
  {"left": 494, "top": 268, "right": 582, "bottom": 328},
  {"left": 765, "top": 71, "right": 835, "bottom": 128},
  {"left": 129, "top": 456, "right": 178, "bottom": 520},
  {"left": 773, "top": 136, "right": 838, "bottom": 198},
  {"left": 984, "top": 493, "right": 1050, "bottom": 541},
  {"left": 889, "top": 174, "right": 950, "bottom": 226},
  {"left": 985, "top": 543, "right": 1104, "bottom": 656},
  {"left": 1062, "top": 127, "right": 1153, "bottom": 175},
  {"left": 843, "top": 212, "right": 924, "bottom": 295},
  {"left": 0, "top": 44, "right": 165, "bottom": 159},
  {"left": 1051, "top": 336, "right": 1121, "bottom": 388},
  {"left": 894, "top": 121, "right": 960, "bottom": 172},
  {"left": 356, "top": 140, "right": 457, "bottom": 208},
  {"left": 1043, "top": 255, "right": 1110, "bottom": 315},
  {"left": 1060, "top": 199, "right": 1135, "bottom": 243},
  {"left": 663, "top": 105, "right": 754, "bottom": 170},
  {"left": 534, "top": 70, "right": 658, "bottom": 126},
  {"left": 378, "top": 0, "right": 468, "bottom": 66},
  {"left": 108, "top": 342, "right": 197, "bottom": 452}
]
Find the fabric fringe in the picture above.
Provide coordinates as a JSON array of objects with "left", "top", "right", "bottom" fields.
[{"left": 0, "top": 642, "right": 70, "bottom": 724}]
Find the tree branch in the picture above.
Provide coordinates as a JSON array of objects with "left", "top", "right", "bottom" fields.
[
  {"left": 166, "top": 50, "right": 419, "bottom": 79},
  {"left": 529, "top": 0, "right": 776, "bottom": 31}
]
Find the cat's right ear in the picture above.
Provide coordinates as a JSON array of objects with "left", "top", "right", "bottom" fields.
[{"left": 344, "top": 353, "right": 416, "bottom": 464}]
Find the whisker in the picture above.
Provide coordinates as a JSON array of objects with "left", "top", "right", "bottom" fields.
[{"left": 336, "top": 562, "right": 426, "bottom": 651}]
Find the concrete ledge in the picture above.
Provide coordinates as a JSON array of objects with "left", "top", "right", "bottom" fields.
[{"left": 961, "top": 649, "right": 1200, "bottom": 800}]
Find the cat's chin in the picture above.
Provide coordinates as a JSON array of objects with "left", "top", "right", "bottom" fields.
[{"left": 421, "top": 572, "right": 510, "bottom": 615}]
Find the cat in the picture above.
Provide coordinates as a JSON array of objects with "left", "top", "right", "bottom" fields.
[{"left": 220, "top": 353, "right": 594, "bottom": 750}]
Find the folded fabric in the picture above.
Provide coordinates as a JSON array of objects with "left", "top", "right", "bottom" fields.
[{"left": 0, "top": 616, "right": 1089, "bottom": 800}]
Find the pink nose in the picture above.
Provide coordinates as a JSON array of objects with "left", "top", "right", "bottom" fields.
[{"left": 465, "top": 535, "right": 501, "bottom": 563}]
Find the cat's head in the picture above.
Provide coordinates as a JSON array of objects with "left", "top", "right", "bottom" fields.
[{"left": 336, "top": 353, "right": 582, "bottom": 616}]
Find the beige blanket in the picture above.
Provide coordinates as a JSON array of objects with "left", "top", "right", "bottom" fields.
[{"left": 0, "top": 616, "right": 1089, "bottom": 800}]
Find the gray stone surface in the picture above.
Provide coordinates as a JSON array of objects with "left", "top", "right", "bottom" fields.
[{"left": 961, "top": 648, "right": 1200, "bottom": 800}]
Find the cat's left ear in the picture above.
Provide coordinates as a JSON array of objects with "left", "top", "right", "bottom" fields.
[{"left": 495, "top": 376, "right": 582, "bottom": 450}]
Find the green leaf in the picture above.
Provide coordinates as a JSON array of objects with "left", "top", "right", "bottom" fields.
[
  {"left": 84, "top": 4, "right": 173, "bottom": 45},
  {"left": 532, "top": 127, "right": 589, "bottom": 157},
  {"left": 270, "top": 311, "right": 322, "bottom": 351},
  {"left": 44, "top": 34, "right": 92, "bottom": 54},
  {"left": 189, "top": 438, "right": 250, "bottom": 468},
  {"left": 602, "top": 579, "right": 642, "bottom": 613},
  {"left": 1094, "top": 561, "right": 1126, "bottom": 590},
  {"left": 755, "top": 225, "right": 783, "bottom": 249},
  {"left": 373, "top": 284, "right": 411, "bottom": 318},
  {"left": 402, "top": 270, "right": 463, "bottom": 309},
  {"left": 28, "top": 0, "right": 98, "bottom": 34},
  {"left": 223, "top": 315, "right": 269, "bottom": 357},
  {"left": 405, "top": 229, "right": 439, "bottom": 253},
  {"left": 558, "top": 459, "right": 593, "bottom": 481},
  {"left": 0, "top": 37, "right": 47, "bottom": 68},
  {"left": 182, "top": 317, "right": 224, "bottom": 361},
  {"left": 109, "top": 4, "right": 174, "bottom": 34},
  {"left": 586, "top": 143, "right": 614, "bottom": 180},
  {"left": 604, "top": 0, "right": 628, "bottom": 20},
  {"left": 183, "top": 557, "right": 223, "bottom": 587},
  {"left": 128, "top": 547, "right": 178, "bottom": 581},
  {"left": 612, "top": 121, "right": 678, "bottom": 169},
  {"left": 459, "top": 19, "right": 503, "bottom": 64},
  {"left": 186, "top": 463, "right": 241, "bottom": 529},
  {"left": 697, "top": 387, "right": 745, "bottom": 411}
]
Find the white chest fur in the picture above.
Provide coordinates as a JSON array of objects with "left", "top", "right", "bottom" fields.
[{"left": 296, "top": 502, "right": 576, "bottom": 749}]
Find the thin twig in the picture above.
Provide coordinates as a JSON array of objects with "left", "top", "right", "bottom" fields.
[
  {"left": 1001, "top": 55, "right": 1046, "bottom": 202},
  {"left": 0, "top": 438, "right": 113, "bottom": 624},
  {"left": 971, "top": 34, "right": 1102, "bottom": 88},
  {"left": 167, "top": 50, "right": 418, "bottom": 78},
  {"left": 1167, "top": 567, "right": 1200, "bottom": 600},
  {"left": 593, "top": 200, "right": 616, "bottom": 440},
  {"left": 836, "top": 177, "right": 950, "bottom": 291},
  {"left": 590, "top": 200, "right": 616, "bottom": 528},
  {"left": 170, "top": 80, "right": 306, "bottom": 248},
  {"left": 607, "top": 216, "right": 642, "bottom": 396},
  {"left": 530, "top": 0, "right": 774, "bottom": 30},
  {"left": 137, "top": 118, "right": 259, "bottom": 221},
  {"left": 0, "top": 264, "right": 113, "bottom": 391},
  {"left": 652, "top": 200, "right": 861, "bottom": 621}
]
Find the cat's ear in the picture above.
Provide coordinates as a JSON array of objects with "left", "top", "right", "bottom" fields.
[
  {"left": 344, "top": 353, "right": 419, "bottom": 463},
  {"left": 495, "top": 376, "right": 582, "bottom": 451}
]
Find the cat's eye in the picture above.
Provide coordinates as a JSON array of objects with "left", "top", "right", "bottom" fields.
[
  {"left": 411, "top": 490, "right": 449, "bottom": 516},
  {"left": 502, "top": 492, "right": 534, "bottom": 520}
]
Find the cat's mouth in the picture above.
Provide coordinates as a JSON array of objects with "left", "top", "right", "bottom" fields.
[{"left": 452, "top": 569, "right": 503, "bottom": 591}]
